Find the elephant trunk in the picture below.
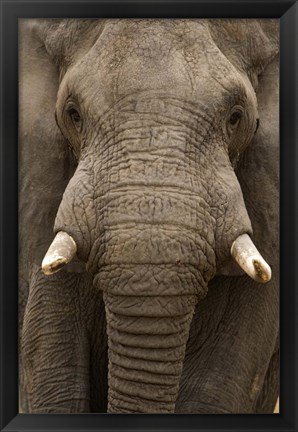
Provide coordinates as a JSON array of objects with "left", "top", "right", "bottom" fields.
[{"left": 103, "top": 291, "right": 197, "bottom": 413}]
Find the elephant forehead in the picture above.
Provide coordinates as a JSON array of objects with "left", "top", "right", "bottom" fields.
[
  {"left": 68, "top": 19, "right": 242, "bottom": 109},
  {"left": 93, "top": 19, "right": 211, "bottom": 60}
]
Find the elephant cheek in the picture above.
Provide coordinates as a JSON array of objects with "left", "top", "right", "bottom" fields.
[{"left": 103, "top": 292, "right": 197, "bottom": 413}]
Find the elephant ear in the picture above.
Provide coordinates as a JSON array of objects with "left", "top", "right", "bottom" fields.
[
  {"left": 208, "top": 19, "right": 279, "bottom": 89},
  {"left": 209, "top": 19, "right": 279, "bottom": 269},
  {"left": 19, "top": 19, "right": 78, "bottom": 295},
  {"left": 30, "top": 19, "right": 105, "bottom": 79},
  {"left": 19, "top": 19, "right": 78, "bottom": 411},
  {"left": 236, "top": 54, "right": 279, "bottom": 271}
]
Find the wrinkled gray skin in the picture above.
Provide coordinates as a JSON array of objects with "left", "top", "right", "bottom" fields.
[{"left": 19, "top": 19, "right": 279, "bottom": 413}]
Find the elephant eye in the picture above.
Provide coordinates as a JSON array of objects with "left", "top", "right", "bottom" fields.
[
  {"left": 69, "top": 108, "right": 81, "bottom": 123},
  {"left": 229, "top": 110, "right": 243, "bottom": 126},
  {"left": 65, "top": 102, "right": 83, "bottom": 133},
  {"left": 69, "top": 108, "right": 82, "bottom": 131}
]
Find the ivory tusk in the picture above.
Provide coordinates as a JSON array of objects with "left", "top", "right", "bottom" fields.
[
  {"left": 42, "top": 231, "right": 77, "bottom": 275},
  {"left": 231, "top": 233, "right": 272, "bottom": 283}
]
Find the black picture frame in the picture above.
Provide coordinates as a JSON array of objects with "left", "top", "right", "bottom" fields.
[{"left": 1, "top": 1, "right": 297, "bottom": 431}]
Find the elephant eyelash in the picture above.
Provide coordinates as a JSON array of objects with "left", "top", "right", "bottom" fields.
[
  {"left": 255, "top": 118, "right": 260, "bottom": 134},
  {"left": 54, "top": 110, "right": 59, "bottom": 127},
  {"left": 66, "top": 139, "right": 80, "bottom": 161}
]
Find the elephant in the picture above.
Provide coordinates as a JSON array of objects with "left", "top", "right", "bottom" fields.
[{"left": 19, "top": 18, "right": 279, "bottom": 414}]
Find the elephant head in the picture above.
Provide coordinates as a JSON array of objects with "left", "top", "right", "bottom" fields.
[{"left": 20, "top": 19, "right": 279, "bottom": 413}]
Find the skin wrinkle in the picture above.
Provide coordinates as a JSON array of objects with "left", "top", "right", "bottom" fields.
[
  {"left": 108, "top": 315, "right": 193, "bottom": 337},
  {"left": 101, "top": 270, "right": 205, "bottom": 297},
  {"left": 80, "top": 135, "right": 213, "bottom": 199},
  {"left": 88, "top": 94, "right": 215, "bottom": 129},
  {"left": 109, "top": 383, "right": 178, "bottom": 402},
  {"left": 112, "top": 365, "right": 180, "bottom": 385},
  {"left": 106, "top": 329, "right": 189, "bottom": 350},
  {"left": 89, "top": 108, "right": 213, "bottom": 162},
  {"left": 109, "top": 352, "right": 183, "bottom": 373},
  {"left": 108, "top": 390, "right": 176, "bottom": 409},
  {"left": 111, "top": 349, "right": 186, "bottom": 367},
  {"left": 89, "top": 109, "right": 212, "bottom": 152},
  {"left": 87, "top": 198, "right": 215, "bottom": 270},
  {"left": 109, "top": 294, "right": 188, "bottom": 316},
  {"left": 94, "top": 262, "right": 211, "bottom": 290},
  {"left": 104, "top": 294, "right": 198, "bottom": 316},
  {"left": 97, "top": 187, "right": 211, "bottom": 207},
  {"left": 109, "top": 313, "right": 191, "bottom": 340},
  {"left": 72, "top": 194, "right": 90, "bottom": 245},
  {"left": 110, "top": 382, "right": 180, "bottom": 403}
]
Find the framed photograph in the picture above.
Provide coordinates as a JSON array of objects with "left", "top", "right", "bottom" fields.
[{"left": 1, "top": 1, "right": 297, "bottom": 431}]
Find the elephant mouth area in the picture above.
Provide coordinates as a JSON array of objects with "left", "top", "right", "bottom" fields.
[{"left": 92, "top": 262, "right": 209, "bottom": 300}]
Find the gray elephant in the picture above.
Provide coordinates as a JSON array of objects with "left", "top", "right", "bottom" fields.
[{"left": 19, "top": 19, "right": 279, "bottom": 414}]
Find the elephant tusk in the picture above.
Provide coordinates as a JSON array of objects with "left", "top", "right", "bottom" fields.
[
  {"left": 42, "top": 231, "right": 77, "bottom": 275},
  {"left": 231, "top": 233, "right": 272, "bottom": 283}
]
